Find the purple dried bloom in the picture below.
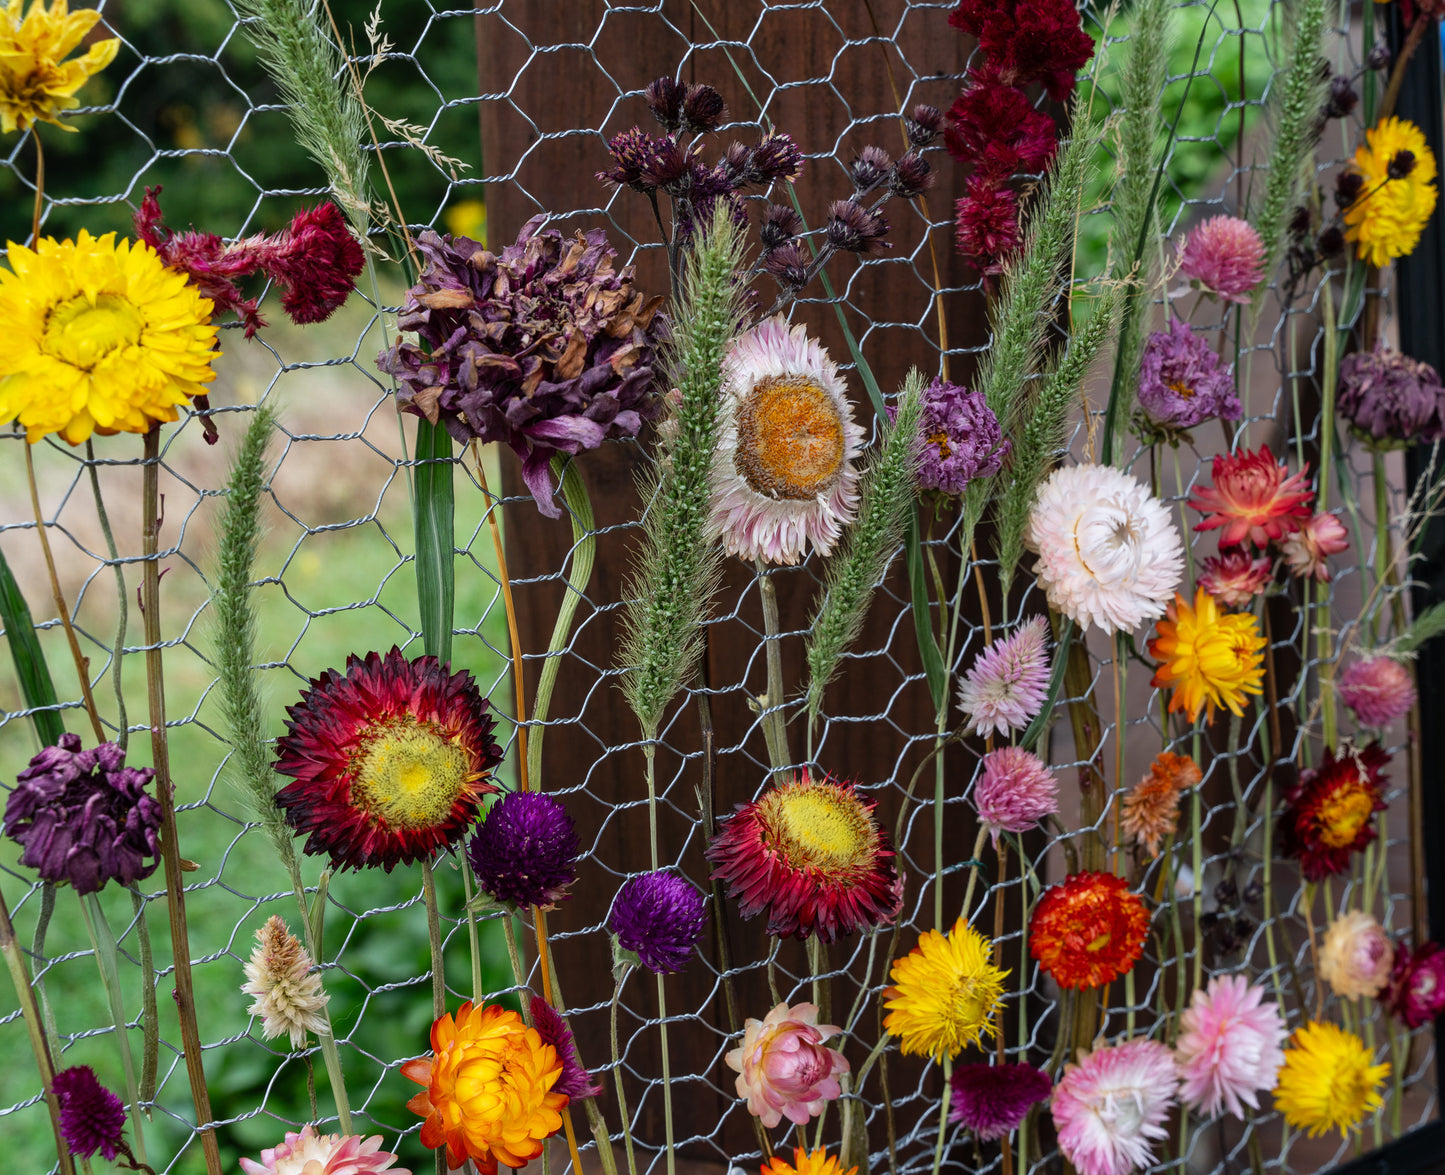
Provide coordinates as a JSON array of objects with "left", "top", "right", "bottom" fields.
[
  {"left": 1338, "top": 655, "right": 1418, "bottom": 729},
  {"left": 763, "top": 243, "right": 810, "bottom": 288},
  {"left": 917, "top": 378, "right": 1009, "bottom": 495},
  {"left": 889, "top": 153, "right": 934, "bottom": 198},
  {"left": 466, "top": 791, "right": 579, "bottom": 908},
  {"left": 970, "top": 746, "right": 1059, "bottom": 846},
  {"left": 759, "top": 204, "right": 803, "bottom": 249},
  {"left": 3, "top": 733, "right": 161, "bottom": 895},
  {"left": 850, "top": 146, "right": 893, "bottom": 192},
  {"left": 1136, "top": 317, "right": 1242, "bottom": 432},
  {"left": 53, "top": 1066, "right": 127, "bottom": 1160},
  {"left": 1337, "top": 345, "right": 1445, "bottom": 446},
  {"left": 644, "top": 77, "right": 686, "bottom": 130},
  {"left": 745, "top": 130, "right": 805, "bottom": 185},
  {"left": 949, "top": 1062, "right": 1052, "bottom": 1141},
  {"left": 956, "top": 616, "right": 1050, "bottom": 738},
  {"left": 825, "top": 199, "right": 889, "bottom": 253},
  {"left": 608, "top": 871, "right": 708, "bottom": 974},
  {"left": 530, "top": 996, "right": 604, "bottom": 1098},
  {"left": 905, "top": 104, "right": 943, "bottom": 147},
  {"left": 376, "top": 221, "right": 664, "bottom": 517},
  {"left": 681, "top": 83, "right": 727, "bottom": 133}
]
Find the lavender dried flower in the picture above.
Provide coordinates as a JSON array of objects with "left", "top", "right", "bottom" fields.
[
  {"left": 1337, "top": 345, "right": 1445, "bottom": 445},
  {"left": 916, "top": 378, "right": 1008, "bottom": 495},
  {"left": 1136, "top": 317, "right": 1242, "bottom": 433}
]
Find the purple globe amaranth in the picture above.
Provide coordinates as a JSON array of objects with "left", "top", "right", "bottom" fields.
[
  {"left": 1337, "top": 345, "right": 1445, "bottom": 446},
  {"left": 1136, "top": 317, "right": 1242, "bottom": 433},
  {"left": 608, "top": 870, "right": 708, "bottom": 974},
  {"left": 3, "top": 733, "right": 161, "bottom": 894},
  {"left": 377, "top": 219, "right": 665, "bottom": 517},
  {"left": 466, "top": 790, "right": 579, "bottom": 908},
  {"left": 53, "top": 1066, "right": 127, "bottom": 1160},
  {"left": 916, "top": 378, "right": 1009, "bottom": 495}
]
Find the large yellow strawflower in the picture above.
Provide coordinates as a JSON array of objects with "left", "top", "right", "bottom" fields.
[
  {"left": 1343, "top": 117, "right": 1439, "bottom": 267},
  {"left": 882, "top": 917, "right": 1007, "bottom": 1060},
  {"left": 1273, "top": 1021, "right": 1388, "bottom": 1138},
  {"left": 1147, "top": 588, "right": 1265, "bottom": 724},
  {"left": 0, "top": 231, "right": 218, "bottom": 444},
  {"left": 0, "top": 0, "right": 118, "bottom": 134}
]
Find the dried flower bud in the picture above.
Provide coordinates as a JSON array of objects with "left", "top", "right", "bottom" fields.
[
  {"left": 1214, "top": 879, "right": 1238, "bottom": 906},
  {"left": 1388, "top": 149, "right": 1417, "bottom": 180},
  {"left": 850, "top": 146, "right": 893, "bottom": 191},
  {"left": 759, "top": 203, "right": 803, "bottom": 249},
  {"left": 1316, "top": 225, "right": 1345, "bottom": 258},
  {"left": 1288, "top": 205, "right": 1313, "bottom": 240},
  {"left": 1241, "top": 879, "right": 1263, "bottom": 904},
  {"left": 825, "top": 199, "right": 889, "bottom": 253},
  {"left": 720, "top": 140, "right": 751, "bottom": 182},
  {"left": 747, "top": 130, "right": 804, "bottom": 185},
  {"left": 906, "top": 103, "right": 943, "bottom": 147},
  {"left": 889, "top": 152, "right": 934, "bottom": 198},
  {"left": 645, "top": 77, "right": 686, "bottom": 130},
  {"left": 681, "top": 83, "right": 727, "bottom": 133},
  {"left": 598, "top": 127, "right": 666, "bottom": 192},
  {"left": 1335, "top": 170, "right": 1365, "bottom": 209},
  {"left": 1365, "top": 42, "right": 1392, "bottom": 71},
  {"left": 1325, "top": 76, "right": 1358, "bottom": 120},
  {"left": 763, "top": 242, "right": 810, "bottom": 288}
]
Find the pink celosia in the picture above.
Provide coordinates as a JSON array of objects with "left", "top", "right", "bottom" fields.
[
  {"left": 971, "top": 746, "right": 1059, "bottom": 846},
  {"left": 1320, "top": 910, "right": 1395, "bottom": 999},
  {"left": 1197, "top": 550, "right": 1274, "bottom": 608},
  {"left": 1173, "top": 974, "right": 1287, "bottom": 1118},
  {"left": 1382, "top": 940, "right": 1445, "bottom": 1028},
  {"left": 956, "top": 616, "right": 1051, "bottom": 737},
  {"left": 1051, "top": 1039, "right": 1179, "bottom": 1175},
  {"left": 1338, "top": 655, "right": 1418, "bottom": 728},
  {"left": 239, "top": 1125, "right": 409, "bottom": 1175},
  {"left": 949, "top": 1061, "right": 1052, "bottom": 1140},
  {"left": 1189, "top": 446, "right": 1314, "bottom": 548},
  {"left": 1177, "top": 215, "right": 1266, "bottom": 303},
  {"left": 724, "top": 1001, "right": 849, "bottom": 1128},
  {"left": 1280, "top": 511, "right": 1349, "bottom": 582}
]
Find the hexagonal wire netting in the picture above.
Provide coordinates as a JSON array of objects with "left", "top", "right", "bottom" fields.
[{"left": 0, "top": 1, "right": 1437, "bottom": 1173}]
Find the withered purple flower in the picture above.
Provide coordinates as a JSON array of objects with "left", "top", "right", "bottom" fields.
[
  {"left": 826, "top": 199, "right": 889, "bottom": 253},
  {"left": 644, "top": 77, "right": 686, "bottom": 130},
  {"left": 1136, "top": 317, "right": 1242, "bottom": 433},
  {"left": 53, "top": 1066, "right": 127, "bottom": 1161},
  {"left": 763, "top": 243, "right": 810, "bottom": 288},
  {"left": 1338, "top": 345, "right": 1445, "bottom": 445},
  {"left": 745, "top": 130, "right": 805, "bottom": 186},
  {"left": 906, "top": 104, "right": 943, "bottom": 147},
  {"left": 917, "top": 378, "right": 1008, "bottom": 495},
  {"left": 377, "top": 220, "right": 665, "bottom": 517},
  {"left": 850, "top": 146, "right": 893, "bottom": 191},
  {"left": 890, "top": 153, "right": 934, "bottom": 198},
  {"left": 759, "top": 204, "right": 803, "bottom": 249},
  {"left": 680, "top": 83, "right": 727, "bottom": 133}
]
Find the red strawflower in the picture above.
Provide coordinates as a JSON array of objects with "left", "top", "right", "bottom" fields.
[
  {"left": 1188, "top": 445, "right": 1314, "bottom": 548},
  {"left": 945, "top": 80, "right": 1059, "bottom": 181},
  {"left": 1029, "top": 871, "right": 1150, "bottom": 990},
  {"left": 274, "top": 647, "right": 504, "bottom": 872},
  {"left": 1279, "top": 742, "right": 1389, "bottom": 881},
  {"left": 707, "top": 772, "right": 899, "bottom": 943},
  {"left": 955, "top": 178, "right": 1022, "bottom": 276},
  {"left": 949, "top": 0, "right": 1097, "bottom": 102},
  {"left": 1382, "top": 940, "right": 1445, "bottom": 1028}
]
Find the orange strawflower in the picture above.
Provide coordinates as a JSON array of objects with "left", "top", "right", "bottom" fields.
[
  {"left": 1120, "top": 752, "right": 1202, "bottom": 858},
  {"left": 401, "top": 1001, "right": 566, "bottom": 1173},
  {"left": 761, "top": 1148, "right": 857, "bottom": 1175},
  {"left": 1029, "top": 871, "right": 1150, "bottom": 990}
]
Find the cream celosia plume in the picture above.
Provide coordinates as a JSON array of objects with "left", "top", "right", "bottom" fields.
[{"left": 242, "top": 915, "right": 329, "bottom": 1048}]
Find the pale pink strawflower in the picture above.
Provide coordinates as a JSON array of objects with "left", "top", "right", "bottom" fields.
[
  {"left": 972, "top": 747, "right": 1059, "bottom": 846},
  {"left": 1320, "top": 910, "right": 1395, "bottom": 999},
  {"left": 956, "top": 617, "right": 1051, "bottom": 737},
  {"left": 1051, "top": 1038, "right": 1179, "bottom": 1175},
  {"left": 724, "top": 1001, "right": 849, "bottom": 1128},
  {"left": 1338, "top": 655, "right": 1417, "bottom": 728},
  {"left": 1173, "top": 974, "right": 1287, "bottom": 1118},
  {"left": 242, "top": 916, "right": 329, "bottom": 1048},
  {"left": 239, "top": 1125, "right": 410, "bottom": 1175},
  {"left": 1177, "top": 215, "right": 1267, "bottom": 303},
  {"left": 1025, "top": 463, "right": 1184, "bottom": 634},
  {"left": 1198, "top": 550, "right": 1274, "bottom": 608},
  {"left": 1280, "top": 511, "right": 1349, "bottom": 582}
]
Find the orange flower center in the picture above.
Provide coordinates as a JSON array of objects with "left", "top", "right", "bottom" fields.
[
  {"left": 1167, "top": 379, "right": 1196, "bottom": 399},
  {"left": 351, "top": 716, "right": 473, "bottom": 829},
  {"left": 735, "top": 376, "right": 845, "bottom": 500},
  {"left": 765, "top": 783, "right": 874, "bottom": 872},
  {"left": 926, "top": 430, "right": 953, "bottom": 459},
  {"left": 1316, "top": 782, "right": 1375, "bottom": 848}
]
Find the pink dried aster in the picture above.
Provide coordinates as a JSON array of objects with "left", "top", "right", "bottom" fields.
[
  {"left": 1177, "top": 216, "right": 1266, "bottom": 303},
  {"left": 724, "top": 1001, "right": 849, "bottom": 1128},
  {"left": 1051, "top": 1039, "right": 1179, "bottom": 1175},
  {"left": 1173, "top": 974, "right": 1287, "bottom": 1118},
  {"left": 971, "top": 747, "right": 1059, "bottom": 846},
  {"left": 239, "top": 1125, "right": 409, "bottom": 1175},
  {"left": 1189, "top": 446, "right": 1314, "bottom": 548},
  {"left": 1198, "top": 550, "right": 1274, "bottom": 608},
  {"left": 1338, "top": 655, "right": 1418, "bottom": 729},
  {"left": 242, "top": 916, "right": 329, "bottom": 1048},
  {"left": 1280, "top": 511, "right": 1349, "bottom": 582},
  {"left": 956, "top": 617, "right": 1050, "bottom": 738},
  {"left": 1320, "top": 910, "right": 1395, "bottom": 999},
  {"left": 949, "top": 1061, "right": 1052, "bottom": 1141},
  {"left": 1382, "top": 940, "right": 1445, "bottom": 1028}
]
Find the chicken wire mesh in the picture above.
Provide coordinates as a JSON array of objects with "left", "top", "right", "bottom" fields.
[{"left": 0, "top": 1, "right": 1437, "bottom": 1174}]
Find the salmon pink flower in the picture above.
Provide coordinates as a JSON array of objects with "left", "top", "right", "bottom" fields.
[
  {"left": 725, "top": 1001, "right": 848, "bottom": 1128},
  {"left": 1281, "top": 510, "right": 1349, "bottom": 582},
  {"left": 1189, "top": 446, "right": 1314, "bottom": 548},
  {"left": 1320, "top": 911, "right": 1394, "bottom": 999},
  {"left": 1198, "top": 550, "right": 1273, "bottom": 607}
]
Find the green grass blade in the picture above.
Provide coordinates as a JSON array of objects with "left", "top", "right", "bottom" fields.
[
  {"left": 413, "top": 419, "right": 456, "bottom": 665},
  {"left": 906, "top": 506, "right": 948, "bottom": 711},
  {"left": 0, "top": 544, "right": 65, "bottom": 746}
]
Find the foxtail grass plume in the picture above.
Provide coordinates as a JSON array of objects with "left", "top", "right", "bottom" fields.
[{"left": 242, "top": 915, "right": 330, "bottom": 1048}]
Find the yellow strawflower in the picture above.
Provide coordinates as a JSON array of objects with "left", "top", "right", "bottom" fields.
[
  {"left": 1273, "top": 1021, "right": 1388, "bottom": 1138},
  {"left": 761, "top": 1149, "right": 857, "bottom": 1175},
  {"left": 1344, "top": 116, "right": 1439, "bottom": 267},
  {"left": 0, "top": 231, "right": 218, "bottom": 444},
  {"left": 1147, "top": 588, "right": 1265, "bottom": 724},
  {"left": 0, "top": 0, "right": 118, "bottom": 134},
  {"left": 882, "top": 917, "right": 1007, "bottom": 1060}
]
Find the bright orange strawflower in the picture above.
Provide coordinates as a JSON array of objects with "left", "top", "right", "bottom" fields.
[
  {"left": 1029, "top": 871, "right": 1150, "bottom": 990},
  {"left": 1148, "top": 589, "right": 1265, "bottom": 724},
  {"left": 401, "top": 1001, "right": 567, "bottom": 1173},
  {"left": 761, "top": 1148, "right": 858, "bottom": 1175}
]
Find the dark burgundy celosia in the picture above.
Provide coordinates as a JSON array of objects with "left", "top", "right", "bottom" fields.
[
  {"left": 466, "top": 790, "right": 579, "bottom": 908},
  {"left": 946, "top": 81, "right": 1059, "bottom": 183},
  {"left": 529, "top": 996, "right": 605, "bottom": 1098},
  {"left": 3, "top": 733, "right": 161, "bottom": 895},
  {"left": 948, "top": 0, "right": 1097, "bottom": 101},
  {"left": 134, "top": 186, "right": 363, "bottom": 338},
  {"left": 954, "top": 178, "right": 1022, "bottom": 276},
  {"left": 1383, "top": 940, "right": 1445, "bottom": 1028},
  {"left": 53, "top": 1066, "right": 127, "bottom": 1160},
  {"left": 1337, "top": 345, "right": 1445, "bottom": 445},
  {"left": 949, "top": 1061, "right": 1052, "bottom": 1141},
  {"left": 608, "top": 871, "right": 708, "bottom": 974},
  {"left": 376, "top": 220, "right": 664, "bottom": 517}
]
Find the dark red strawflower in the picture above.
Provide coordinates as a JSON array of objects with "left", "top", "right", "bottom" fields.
[
  {"left": 948, "top": 0, "right": 1096, "bottom": 102},
  {"left": 466, "top": 790, "right": 579, "bottom": 908},
  {"left": 3, "top": 733, "right": 161, "bottom": 895},
  {"left": 53, "top": 1066, "right": 127, "bottom": 1161},
  {"left": 608, "top": 871, "right": 708, "bottom": 974},
  {"left": 954, "top": 179, "right": 1022, "bottom": 275},
  {"left": 529, "top": 996, "right": 604, "bottom": 1098},
  {"left": 273, "top": 647, "right": 504, "bottom": 872},
  {"left": 134, "top": 187, "right": 363, "bottom": 338},
  {"left": 1383, "top": 940, "right": 1445, "bottom": 1028},
  {"left": 949, "top": 1062, "right": 1052, "bottom": 1141},
  {"left": 1279, "top": 742, "right": 1389, "bottom": 881}
]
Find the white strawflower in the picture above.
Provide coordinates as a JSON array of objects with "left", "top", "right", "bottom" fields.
[
  {"left": 242, "top": 915, "right": 330, "bottom": 1048},
  {"left": 1024, "top": 463, "right": 1184, "bottom": 634}
]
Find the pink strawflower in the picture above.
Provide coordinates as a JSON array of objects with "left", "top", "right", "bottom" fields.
[
  {"left": 971, "top": 746, "right": 1059, "bottom": 846},
  {"left": 1382, "top": 940, "right": 1445, "bottom": 1028},
  {"left": 724, "top": 1001, "right": 849, "bottom": 1128},
  {"left": 1198, "top": 550, "right": 1274, "bottom": 608},
  {"left": 1189, "top": 446, "right": 1314, "bottom": 548},
  {"left": 1051, "top": 1039, "right": 1179, "bottom": 1175},
  {"left": 1320, "top": 910, "right": 1395, "bottom": 999},
  {"left": 949, "top": 1061, "right": 1052, "bottom": 1140},
  {"left": 1173, "top": 974, "right": 1287, "bottom": 1118},
  {"left": 1338, "top": 655, "right": 1417, "bottom": 728},
  {"left": 1177, "top": 215, "right": 1266, "bottom": 303},
  {"left": 239, "top": 1125, "right": 410, "bottom": 1175},
  {"left": 956, "top": 617, "right": 1051, "bottom": 738},
  {"left": 1280, "top": 511, "right": 1349, "bottom": 582}
]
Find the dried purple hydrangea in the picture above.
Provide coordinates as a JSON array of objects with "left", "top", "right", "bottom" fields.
[
  {"left": 1337, "top": 345, "right": 1445, "bottom": 446},
  {"left": 608, "top": 870, "right": 708, "bottom": 974},
  {"left": 376, "top": 218, "right": 665, "bottom": 517},
  {"left": 3, "top": 733, "right": 161, "bottom": 894},
  {"left": 1136, "top": 317, "right": 1242, "bottom": 433},
  {"left": 917, "top": 378, "right": 1008, "bottom": 495}
]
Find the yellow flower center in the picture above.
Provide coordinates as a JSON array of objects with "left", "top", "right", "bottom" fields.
[
  {"left": 351, "top": 717, "right": 472, "bottom": 828},
  {"left": 735, "top": 376, "right": 845, "bottom": 500},
  {"left": 772, "top": 785, "right": 870, "bottom": 869},
  {"left": 44, "top": 293, "right": 144, "bottom": 371},
  {"left": 1317, "top": 782, "right": 1375, "bottom": 848},
  {"left": 1166, "top": 379, "right": 1196, "bottom": 399},
  {"left": 948, "top": 974, "right": 995, "bottom": 1028},
  {"left": 926, "top": 430, "right": 952, "bottom": 459}
]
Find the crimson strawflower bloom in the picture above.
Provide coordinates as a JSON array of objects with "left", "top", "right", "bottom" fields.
[
  {"left": 1029, "top": 871, "right": 1150, "bottom": 990},
  {"left": 1383, "top": 940, "right": 1445, "bottom": 1028},
  {"left": 1279, "top": 742, "right": 1389, "bottom": 881},
  {"left": 1188, "top": 445, "right": 1314, "bottom": 548},
  {"left": 1197, "top": 550, "right": 1274, "bottom": 608}
]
